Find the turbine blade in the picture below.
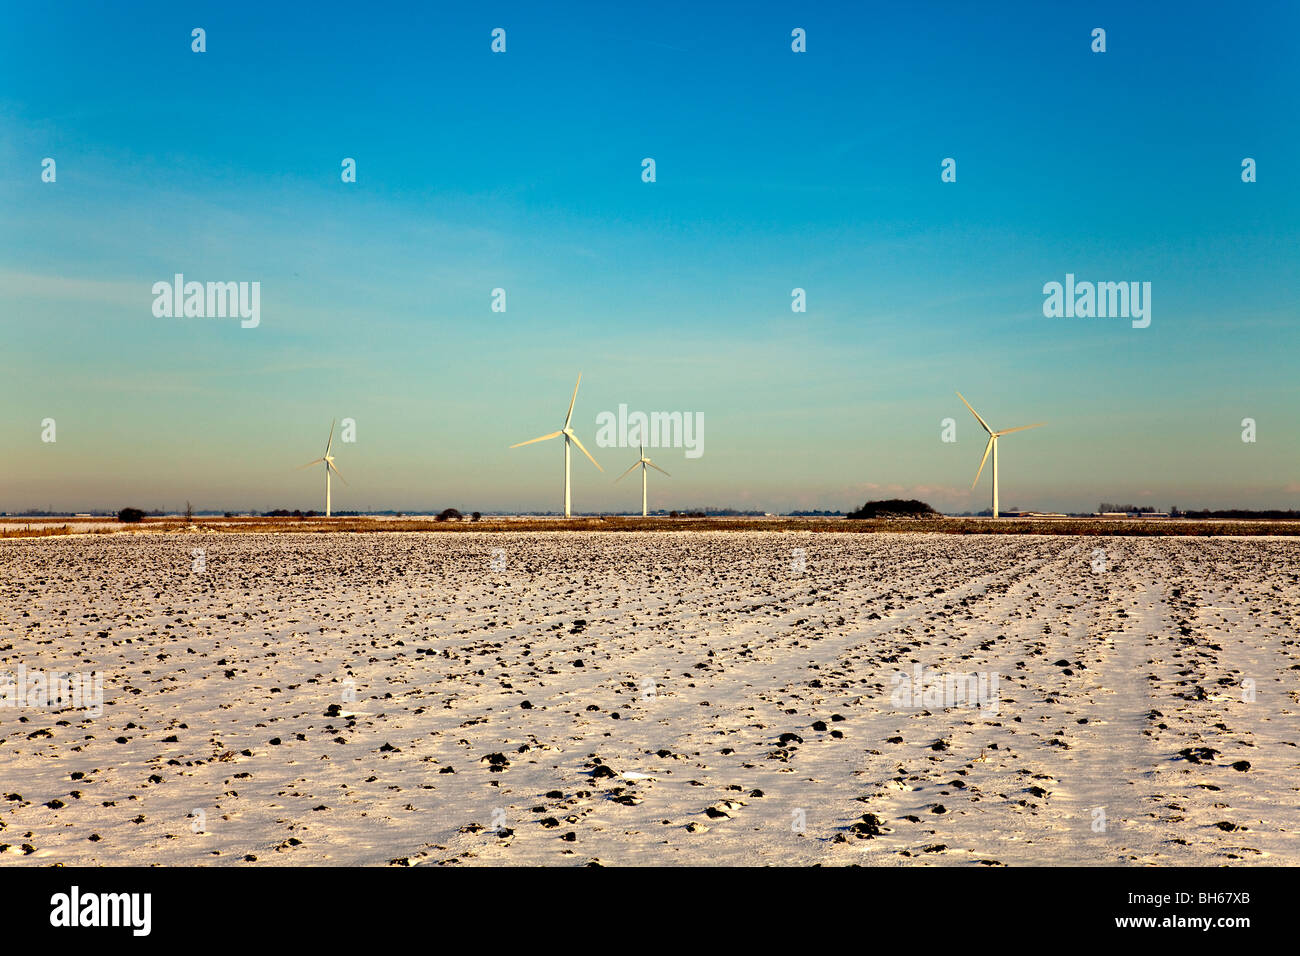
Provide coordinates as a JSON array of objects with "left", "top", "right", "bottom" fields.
[
  {"left": 569, "top": 432, "right": 603, "bottom": 471},
  {"left": 614, "top": 461, "right": 640, "bottom": 483},
  {"left": 956, "top": 392, "right": 994, "bottom": 435},
  {"left": 296, "top": 458, "right": 326, "bottom": 470},
  {"left": 647, "top": 461, "right": 671, "bottom": 477},
  {"left": 510, "top": 430, "right": 563, "bottom": 448},
  {"left": 326, "top": 419, "right": 335, "bottom": 455},
  {"left": 328, "top": 461, "right": 348, "bottom": 485},
  {"left": 994, "top": 422, "right": 1046, "bottom": 437},
  {"left": 564, "top": 373, "right": 581, "bottom": 429},
  {"left": 971, "top": 436, "right": 994, "bottom": 489}
]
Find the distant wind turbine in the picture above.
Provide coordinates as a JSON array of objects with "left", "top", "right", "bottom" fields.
[
  {"left": 510, "top": 374, "right": 603, "bottom": 517},
  {"left": 956, "top": 392, "right": 1045, "bottom": 518},
  {"left": 297, "top": 419, "right": 346, "bottom": 517},
  {"left": 615, "top": 443, "right": 669, "bottom": 516}
]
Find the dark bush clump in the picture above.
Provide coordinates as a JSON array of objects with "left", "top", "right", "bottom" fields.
[
  {"left": 846, "top": 499, "right": 940, "bottom": 519},
  {"left": 118, "top": 507, "right": 146, "bottom": 523}
]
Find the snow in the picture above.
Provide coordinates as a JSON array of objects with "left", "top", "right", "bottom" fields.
[{"left": 1, "top": 531, "right": 1295, "bottom": 866}]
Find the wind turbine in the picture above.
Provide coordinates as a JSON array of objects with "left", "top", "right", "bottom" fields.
[
  {"left": 297, "top": 419, "right": 346, "bottom": 517},
  {"left": 956, "top": 392, "right": 1045, "bottom": 518},
  {"left": 510, "top": 373, "right": 603, "bottom": 517},
  {"left": 615, "top": 443, "right": 669, "bottom": 516}
]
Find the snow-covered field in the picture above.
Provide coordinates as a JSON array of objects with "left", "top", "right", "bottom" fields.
[{"left": 1, "top": 532, "right": 1296, "bottom": 866}]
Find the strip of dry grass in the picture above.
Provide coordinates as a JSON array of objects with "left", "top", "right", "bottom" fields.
[
  {"left": 5, "top": 515, "right": 1294, "bottom": 537},
  {"left": 0, "top": 524, "right": 115, "bottom": 539}
]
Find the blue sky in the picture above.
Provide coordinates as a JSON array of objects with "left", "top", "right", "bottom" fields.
[{"left": 2, "top": 1, "right": 1297, "bottom": 513}]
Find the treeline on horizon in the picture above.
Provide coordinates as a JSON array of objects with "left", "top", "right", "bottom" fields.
[
  {"left": 5, "top": 504, "right": 1299, "bottom": 521},
  {"left": 1099, "top": 503, "right": 1300, "bottom": 519},
  {"left": 1176, "top": 508, "right": 1300, "bottom": 520}
]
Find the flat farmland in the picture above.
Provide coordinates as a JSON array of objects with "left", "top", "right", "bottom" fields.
[{"left": 1, "top": 532, "right": 1296, "bottom": 866}]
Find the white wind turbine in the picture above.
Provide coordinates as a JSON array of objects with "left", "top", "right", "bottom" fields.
[
  {"left": 615, "top": 442, "right": 669, "bottom": 517},
  {"left": 297, "top": 419, "right": 346, "bottom": 517},
  {"left": 510, "top": 373, "right": 603, "bottom": 517},
  {"left": 957, "top": 392, "right": 1045, "bottom": 518}
]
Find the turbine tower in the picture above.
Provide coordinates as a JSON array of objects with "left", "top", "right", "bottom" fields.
[
  {"left": 297, "top": 419, "right": 346, "bottom": 517},
  {"left": 510, "top": 373, "right": 603, "bottom": 517},
  {"left": 615, "top": 443, "right": 669, "bottom": 516},
  {"left": 956, "top": 392, "right": 1045, "bottom": 518}
]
